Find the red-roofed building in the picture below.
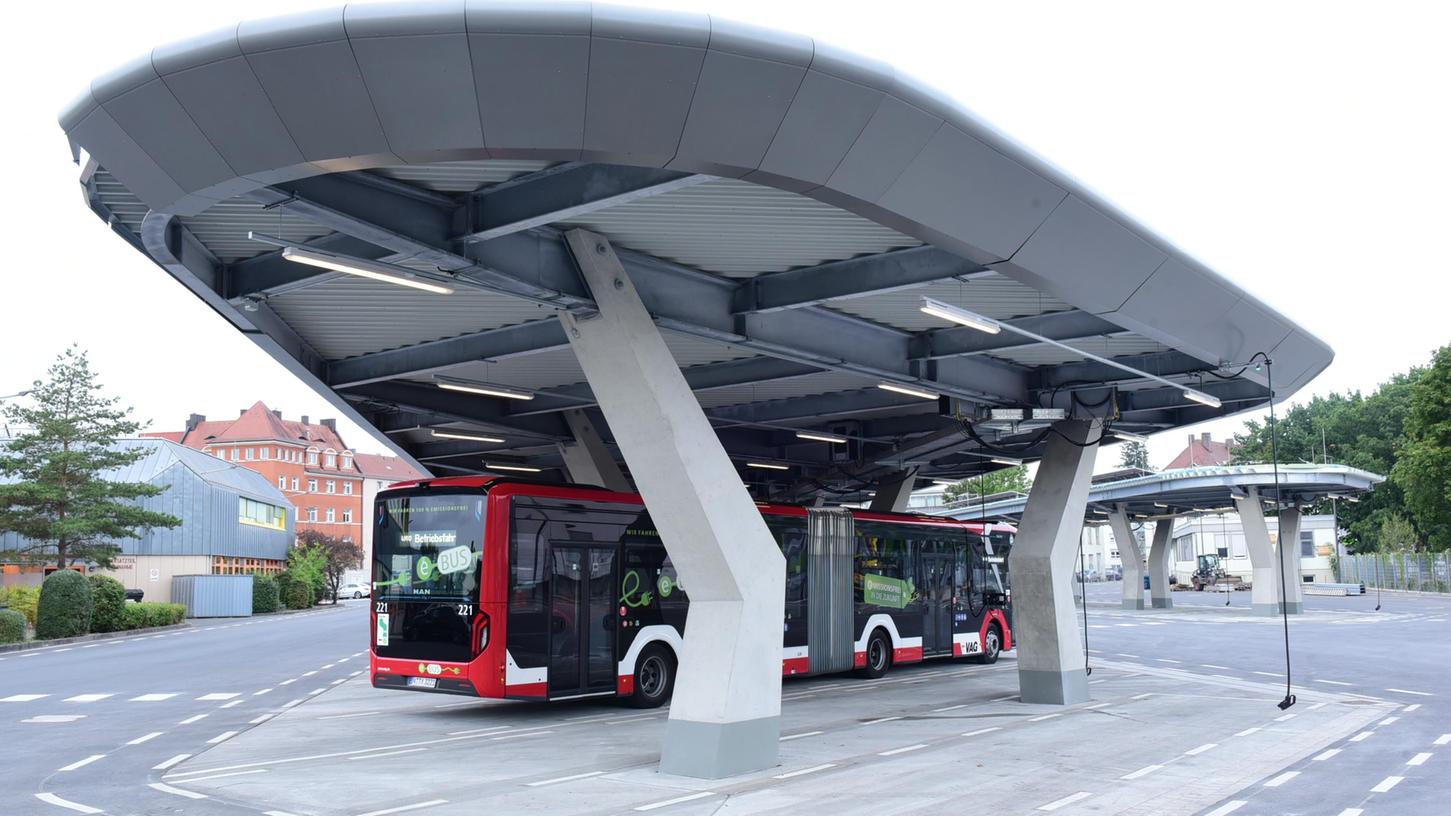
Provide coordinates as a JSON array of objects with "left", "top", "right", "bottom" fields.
[{"left": 1166, "top": 432, "right": 1234, "bottom": 469}]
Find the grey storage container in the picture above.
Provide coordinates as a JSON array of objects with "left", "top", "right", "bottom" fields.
[{"left": 172, "top": 574, "right": 254, "bottom": 618}]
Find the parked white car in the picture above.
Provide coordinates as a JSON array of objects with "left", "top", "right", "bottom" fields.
[{"left": 335, "top": 582, "right": 371, "bottom": 600}]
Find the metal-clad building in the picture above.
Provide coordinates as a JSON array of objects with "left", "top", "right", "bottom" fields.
[{"left": 0, "top": 438, "right": 294, "bottom": 602}]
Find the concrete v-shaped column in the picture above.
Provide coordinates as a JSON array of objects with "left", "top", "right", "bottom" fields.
[
  {"left": 1108, "top": 506, "right": 1146, "bottom": 610},
  {"left": 558, "top": 229, "right": 786, "bottom": 778},
  {"left": 869, "top": 468, "right": 919, "bottom": 512},
  {"left": 1147, "top": 519, "right": 1175, "bottom": 609},
  {"left": 1234, "top": 488, "right": 1286, "bottom": 616},
  {"left": 1010, "top": 418, "right": 1101, "bottom": 704},
  {"left": 556, "top": 408, "right": 631, "bottom": 492},
  {"left": 1277, "top": 506, "right": 1305, "bottom": 614}
]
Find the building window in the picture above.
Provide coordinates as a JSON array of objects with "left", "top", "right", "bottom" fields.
[
  {"left": 325, "top": 450, "right": 337, "bottom": 469},
  {"left": 342, "top": 455, "right": 353, "bottom": 470},
  {"left": 291, "top": 477, "right": 299, "bottom": 491},
  {"left": 245, "top": 448, "right": 255, "bottom": 460},
  {"left": 326, "top": 480, "right": 336, "bottom": 494},
  {"left": 278, "top": 475, "right": 286, "bottom": 490},
  {"left": 326, "top": 507, "right": 336, "bottom": 523},
  {"left": 307, "top": 449, "right": 319, "bottom": 466},
  {"left": 307, "top": 479, "right": 318, "bottom": 493},
  {"left": 343, "top": 482, "right": 353, "bottom": 496},
  {"left": 307, "top": 507, "right": 317, "bottom": 522},
  {"left": 239, "top": 497, "right": 286, "bottom": 530},
  {"left": 230, "top": 448, "right": 239, "bottom": 461},
  {"left": 1175, "top": 534, "right": 1195, "bottom": 563},
  {"left": 260, "top": 448, "right": 269, "bottom": 461},
  {"left": 342, "top": 509, "right": 353, "bottom": 523},
  {"left": 1300, "top": 530, "right": 1316, "bottom": 558}
]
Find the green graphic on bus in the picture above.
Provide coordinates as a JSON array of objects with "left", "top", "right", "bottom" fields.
[{"left": 863, "top": 573, "right": 914, "bottom": 609}]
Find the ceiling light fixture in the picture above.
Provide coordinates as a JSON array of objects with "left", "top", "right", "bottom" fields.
[
  {"left": 1153, "top": 502, "right": 1169, "bottom": 508},
  {"left": 990, "top": 457, "right": 1022, "bottom": 466},
  {"left": 280, "top": 245, "right": 453, "bottom": 295},
  {"left": 878, "top": 382, "right": 940, "bottom": 401},
  {"left": 430, "top": 430, "right": 505, "bottom": 444},
  {"left": 435, "top": 379, "right": 534, "bottom": 401},
  {"left": 795, "top": 431, "right": 847, "bottom": 444},
  {"left": 487, "top": 463, "right": 542, "bottom": 473},
  {"left": 746, "top": 462, "right": 790, "bottom": 471},
  {"left": 1112, "top": 428, "right": 1151, "bottom": 443},
  {"left": 1183, "top": 389, "right": 1223, "bottom": 409},
  {"left": 918, "top": 297, "right": 1001, "bottom": 334},
  {"left": 931, "top": 478, "right": 960, "bottom": 486}
]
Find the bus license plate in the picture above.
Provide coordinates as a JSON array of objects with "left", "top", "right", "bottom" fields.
[{"left": 407, "top": 677, "right": 437, "bottom": 689}]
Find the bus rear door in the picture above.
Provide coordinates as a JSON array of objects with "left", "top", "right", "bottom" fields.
[{"left": 547, "top": 544, "right": 619, "bottom": 699}]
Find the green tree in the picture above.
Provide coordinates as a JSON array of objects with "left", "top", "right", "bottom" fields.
[
  {"left": 1376, "top": 513, "right": 1421, "bottom": 553},
  {"left": 1392, "top": 346, "right": 1451, "bottom": 550},
  {"left": 296, "top": 529, "right": 363, "bottom": 603},
  {"left": 284, "top": 539, "right": 329, "bottom": 605},
  {"left": 0, "top": 348, "right": 181, "bottom": 568},
  {"left": 1118, "top": 441, "right": 1150, "bottom": 471},
  {"left": 943, "top": 466, "right": 1031, "bottom": 503}
]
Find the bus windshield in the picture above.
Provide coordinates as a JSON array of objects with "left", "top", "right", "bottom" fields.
[{"left": 373, "top": 493, "right": 485, "bottom": 601}]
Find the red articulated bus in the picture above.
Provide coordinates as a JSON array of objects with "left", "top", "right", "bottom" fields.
[{"left": 370, "top": 478, "right": 1013, "bottom": 707}]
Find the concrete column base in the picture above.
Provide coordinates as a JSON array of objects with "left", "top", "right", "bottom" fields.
[
  {"left": 1253, "top": 602, "right": 1304, "bottom": 616},
  {"left": 1121, "top": 598, "right": 1145, "bottom": 610},
  {"left": 1019, "top": 668, "right": 1090, "bottom": 705},
  {"left": 659, "top": 716, "right": 780, "bottom": 778},
  {"left": 1151, "top": 597, "right": 1173, "bottom": 609}
]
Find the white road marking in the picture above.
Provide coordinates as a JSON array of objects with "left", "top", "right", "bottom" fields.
[
  {"left": 62, "top": 694, "right": 113, "bottom": 703},
  {"left": 197, "top": 693, "right": 239, "bottom": 701},
  {"left": 1309, "top": 702, "right": 1327, "bottom": 710},
  {"left": 1314, "top": 679, "right": 1353, "bottom": 687},
  {"left": 635, "top": 792, "right": 714, "bottom": 811},
  {"left": 308, "top": 689, "right": 326, "bottom": 695},
  {"left": 149, "top": 782, "right": 207, "bottom": 799},
  {"left": 1370, "top": 776, "right": 1403, "bottom": 793},
  {"left": 302, "top": 671, "right": 317, "bottom": 677},
  {"left": 773, "top": 763, "right": 836, "bottom": 779},
  {"left": 1380, "top": 717, "right": 1400, "bottom": 726},
  {"left": 1334, "top": 809, "right": 1363, "bottom": 816},
  {"left": 1029, "top": 713, "right": 1062, "bottom": 722},
  {"left": 1038, "top": 791, "right": 1092, "bottom": 811},
  {"left": 1386, "top": 688, "right": 1432, "bottom": 696},
  {"left": 1349, "top": 731, "right": 1374, "bottom": 742},
  {"left": 347, "top": 748, "right": 427, "bottom": 761},
  {"left": 1403, "top": 703, "right": 1421, "bottom": 712},
  {"left": 58, "top": 754, "right": 105, "bottom": 772},
  {"left": 991, "top": 694, "right": 1018, "bottom": 702},
  {"left": 206, "top": 730, "right": 239, "bottom": 744},
  {"left": 446, "top": 726, "right": 513, "bottom": 737},
  {"left": 1155, "top": 658, "right": 1182, "bottom": 664},
  {"left": 1083, "top": 702, "right": 1111, "bottom": 710},
  {"left": 1313, "top": 749, "right": 1341, "bottom": 761},
  {"left": 1203, "top": 803, "right": 1246, "bottom": 816},
  {"left": 33, "top": 793, "right": 102, "bottom": 814},
  {"left": 250, "top": 715, "right": 273, "bottom": 725},
  {"left": 2, "top": 694, "right": 49, "bottom": 702},
  {"left": 492, "top": 730, "right": 552, "bottom": 740},
  {"left": 1407, "top": 752, "right": 1432, "bottom": 766},
  {"left": 1234, "top": 727, "right": 1262, "bottom": 737},
  {"left": 1264, "top": 771, "right": 1299, "bottom": 787},
  {"left": 179, "top": 714, "right": 208, "bottom": 725},
  {"left": 1275, "top": 713, "right": 1297, "bottom": 722},
  {"left": 127, "top": 731, "right": 164, "bottom": 745},
  {"left": 153, "top": 754, "right": 191, "bottom": 770},
  {"left": 527, "top": 770, "right": 607, "bottom": 786},
  {"left": 861, "top": 716, "right": 901, "bottom": 725},
  {"left": 1185, "top": 743, "right": 1218, "bottom": 756},
  {"left": 264, "top": 812, "right": 305, "bottom": 816},
  {"left": 1121, "top": 764, "right": 1162, "bottom": 779},
  {"left": 221, "top": 700, "right": 243, "bottom": 709},
  {"left": 932, "top": 704, "right": 968, "bottom": 712},
  {"left": 1201, "top": 664, "right": 1231, "bottom": 670},
  {"left": 1435, "top": 734, "right": 1451, "bottom": 746},
  {"left": 130, "top": 693, "right": 178, "bottom": 702},
  {"left": 320, "top": 711, "right": 380, "bottom": 721},
  {"left": 171, "top": 769, "right": 268, "bottom": 783},
  {"left": 962, "top": 726, "right": 1002, "bottom": 737},
  {"left": 878, "top": 743, "right": 927, "bottom": 756},
  {"left": 254, "top": 688, "right": 273, "bottom": 696},
  {"left": 1253, "top": 671, "right": 1281, "bottom": 678},
  {"left": 779, "top": 730, "right": 822, "bottom": 741},
  {"left": 1131, "top": 693, "right": 1153, "bottom": 700},
  {"left": 1116, "top": 653, "right": 1140, "bottom": 658},
  {"left": 279, "top": 679, "right": 297, "bottom": 685},
  {"left": 282, "top": 699, "right": 305, "bottom": 708},
  {"left": 22, "top": 715, "right": 86, "bottom": 723}
]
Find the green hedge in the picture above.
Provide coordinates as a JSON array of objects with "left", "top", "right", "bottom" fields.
[
  {"left": 252, "top": 575, "right": 281, "bottom": 614},
  {"left": 121, "top": 602, "right": 187, "bottom": 630},
  {"left": 88, "top": 575, "right": 128, "bottom": 633},
  {"left": 0, "top": 609, "right": 25, "bottom": 644},
  {"left": 0, "top": 585, "right": 40, "bottom": 626},
  {"left": 279, "top": 577, "right": 314, "bottom": 611},
  {"left": 36, "top": 570, "right": 94, "bottom": 640}
]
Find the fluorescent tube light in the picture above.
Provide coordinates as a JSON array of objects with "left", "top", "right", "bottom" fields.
[
  {"left": 746, "top": 462, "right": 790, "bottom": 471},
  {"left": 878, "top": 382, "right": 940, "bottom": 401},
  {"left": 795, "top": 431, "right": 847, "bottom": 444},
  {"left": 931, "top": 479, "right": 960, "bottom": 486},
  {"left": 436, "top": 380, "right": 534, "bottom": 401},
  {"left": 990, "top": 457, "right": 1022, "bottom": 466},
  {"left": 919, "top": 297, "right": 1001, "bottom": 334},
  {"left": 1183, "top": 389, "right": 1222, "bottom": 408},
  {"left": 1112, "top": 429, "right": 1150, "bottom": 443},
  {"left": 281, "top": 246, "right": 453, "bottom": 295},
  {"left": 487, "top": 463, "right": 542, "bottom": 473},
  {"left": 430, "top": 430, "right": 505, "bottom": 444},
  {"left": 1154, "top": 502, "right": 1169, "bottom": 508}
]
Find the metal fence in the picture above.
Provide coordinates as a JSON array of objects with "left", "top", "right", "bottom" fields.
[{"left": 1336, "top": 552, "right": 1451, "bottom": 594}]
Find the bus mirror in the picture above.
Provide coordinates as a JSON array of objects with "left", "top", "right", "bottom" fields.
[{"left": 983, "top": 591, "right": 1008, "bottom": 608}]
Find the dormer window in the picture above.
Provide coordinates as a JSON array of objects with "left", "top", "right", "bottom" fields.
[
  {"left": 306, "top": 448, "right": 319, "bottom": 466},
  {"left": 324, "top": 448, "right": 337, "bottom": 469}
]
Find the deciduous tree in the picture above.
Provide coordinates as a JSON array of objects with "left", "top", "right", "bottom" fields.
[{"left": 296, "top": 529, "right": 363, "bottom": 603}]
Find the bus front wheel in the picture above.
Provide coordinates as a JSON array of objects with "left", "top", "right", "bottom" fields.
[
  {"left": 856, "top": 629, "right": 892, "bottom": 679},
  {"left": 629, "top": 644, "right": 675, "bottom": 709},
  {"left": 973, "top": 624, "right": 1002, "bottom": 664}
]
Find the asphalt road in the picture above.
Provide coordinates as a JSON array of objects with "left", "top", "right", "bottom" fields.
[
  {"left": 1079, "top": 582, "right": 1451, "bottom": 815},
  {"left": 1, "top": 601, "right": 369, "bottom": 816}
]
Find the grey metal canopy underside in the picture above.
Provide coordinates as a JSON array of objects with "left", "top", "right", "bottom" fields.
[
  {"left": 61, "top": 1, "right": 1333, "bottom": 501},
  {"left": 939, "top": 464, "right": 1384, "bottom": 523}
]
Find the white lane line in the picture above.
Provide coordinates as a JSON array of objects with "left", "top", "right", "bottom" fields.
[
  {"left": 963, "top": 726, "right": 1003, "bottom": 737},
  {"left": 1203, "top": 802, "right": 1246, "bottom": 816},
  {"left": 279, "top": 679, "right": 297, "bottom": 685},
  {"left": 354, "top": 800, "right": 450, "bottom": 816},
  {"left": 1275, "top": 713, "right": 1297, "bottom": 722},
  {"left": 196, "top": 693, "right": 240, "bottom": 701},
  {"left": 347, "top": 748, "right": 427, "bottom": 761},
  {"left": 991, "top": 694, "right": 1018, "bottom": 702},
  {"left": 446, "top": 726, "right": 513, "bottom": 737},
  {"left": 1335, "top": 809, "right": 1364, "bottom": 816},
  {"left": 1435, "top": 734, "right": 1451, "bottom": 746},
  {"left": 635, "top": 792, "right": 715, "bottom": 811},
  {"left": 127, "top": 731, "right": 164, "bottom": 745},
  {"left": 1121, "top": 764, "right": 1162, "bottom": 780},
  {"left": 1407, "top": 752, "right": 1432, "bottom": 766},
  {"left": 1386, "top": 688, "right": 1432, "bottom": 696},
  {"left": 1131, "top": 693, "right": 1153, "bottom": 700},
  {"left": 62, "top": 694, "right": 113, "bottom": 703},
  {"left": 149, "top": 782, "right": 208, "bottom": 800},
  {"left": 24, "top": 715, "right": 86, "bottom": 723},
  {"left": 206, "top": 730, "right": 239, "bottom": 744},
  {"left": 254, "top": 688, "right": 273, "bottom": 696},
  {"left": 1037, "top": 791, "right": 1092, "bottom": 811},
  {"left": 130, "top": 693, "right": 178, "bottom": 702},
  {"left": 932, "top": 704, "right": 968, "bottom": 712},
  {"left": 492, "top": 730, "right": 552, "bottom": 741},
  {"left": 1403, "top": 703, "right": 1421, "bottom": 712},
  {"left": 301, "top": 671, "right": 317, "bottom": 677},
  {"left": 861, "top": 716, "right": 901, "bottom": 725},
  {"left": 1349, "top": 731, "right": 1374, "bottom": 742},
  {"left": 1370, "top": 776, "right": 1404, "bottom": 793},
  {"left": 319, "top": 711, "right": 380, "bottom": 721},
  {"left": 1029, "top": 713, "right": 1062, "bottom": 722},
  {"left": 526, "top": 770, "right": 607, "bottom": 786},
  {"left": 282, "top": 699, "right": 305, "bottom": 708},
  {"left": 2, "top": 693, "right": 49, "bottom": 702},
  {"left": 1380, "top": 717, "right": 1400, "bottom": 726},
  {"left": 33, "top": 793, "right": 103, "bottom": 814},
  {"left": 1083, "top": 702, "right": 1111, "bottom": 710},
  {"left": 1313, "top": 749, "right": 1341, "bottom": 761},
  {"left": 250, "top": 715, "right": 273, "bottom": 725},
  {"left": 1155, "top": 658, "right": 1182, "bottom": 664},
  {"left": 779, "top": 731, "right": 822, "bottom": 742},
  {"left": 1314, "top": 679, "right": 1353, "bottom": 687},
  {"left": 1309, "top": 702, "right": 1328, "bottom": 710},
  {"left": 1253, "top": 671, "right": 1281, "bottom": 678},
  {"left": 1263, "top": 771, "right": 1299, "bottom": 787},
  {"left": 308, "top": 689, "right": 326, "bottom": 696},
  {"left": 773, "top": 763, "right": 836, "bottom": 779},
  {"left": 179, "top": 714, "right": 208, "bottom": 725},
  {"left": 171, "top": 769, "right": 268, "bottom": 783},
  {"left": 1185, "top": 743, "right": 1218, "bottom": 756},
  {"left": 153, "top": 753, "right": 191, "bottom": 770},
  {"left": 1116, "top": 653, "right": 1140, "bottom": 659},
  {"left": 1201, "top": 664, "right": 1231, "bottom": 670},
  {"left": 58, "top": 754, "right": 106, "bottom": 772},
  {"left": 878, "top": 743, "right": 927, "bottom": 756},
  {"left": 220, "top": 700, "right": 243, "bottom": 709},
  {"left": 1234, "top": 727, "right": 1262, "bottom": 737}
]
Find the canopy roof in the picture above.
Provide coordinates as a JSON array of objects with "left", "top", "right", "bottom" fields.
[{"left": 60, "top": 2, "right": 1332, "bottom": 502}]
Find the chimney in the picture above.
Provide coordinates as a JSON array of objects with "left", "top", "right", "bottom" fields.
[
  {"left": 272, "top": 409, "right": 282, "bottom": 419},
  {"left": 301, "top": 415, "right": 309, "bottom": 426},
  {"left": 185, "top": 413, "right": 205, "bottom": 432},
  {"left": 321, "top": 418, "right": 337, "bottom": 433},
  {"left": 1201, "top": 432, "right": 1212, "bottom": 444},
  {"left": 240, "top": 408, "right": 248, "bottom": 417}
]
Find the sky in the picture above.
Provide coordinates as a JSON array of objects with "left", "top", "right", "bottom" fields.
[{"left": 1, "top": 0, "right": 1447, "bottom": 472}]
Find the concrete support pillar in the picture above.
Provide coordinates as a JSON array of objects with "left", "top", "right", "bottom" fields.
[
  {"left": 869, "top": 468, "right": 918, "bottom": 512},
  {"left": 558, "top": 230, "right": 785, "bottom": 779},
  {"left": 1009, "top": 419, "right": 1101, "bottom": 705},
  {"left": 1234, "top": 489, "right": 1286, "bottom": 616},
  {"left": 1147, "top": 519, "right": 1174, "bottom": 609},
  {"left": 1108, "top": 507, "right": 1145, "bottom": 610},
  {"left": 1277, "top": 506, "right": 1305, "bottom": 614},
  {"left": 556, "top": 408, "right": 631, "bottom": 492}
]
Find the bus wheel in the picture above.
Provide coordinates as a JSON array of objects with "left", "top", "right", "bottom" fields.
[
  {"left": 629, "top": 645, "right": 675, "bottom": 709},
  {"left": 973, "top": 624, "right": 1002, "bottom": 665},
  {"left": 856, "top": 629, "right": 892, "bottom": 679}
]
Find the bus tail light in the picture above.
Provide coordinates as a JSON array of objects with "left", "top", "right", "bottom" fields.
[{"left": 476, "top": 612, "right": 491, "bottom": 652}]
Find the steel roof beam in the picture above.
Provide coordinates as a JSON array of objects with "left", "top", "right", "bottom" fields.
[
  {"left": 1035, "top": 349, "right": 1220, "bottom": 390},
  {"left": 912, "top": 310, "right": 1126, "bottom": 361},
  {"left": 458, "top": 165, "right": 712, "bottom": 245},
  {"left": 508, "top": 357, "right": 824, "bottom": 417},
  {"left": 226, "top": 233, "right": 398, "bottom": 300},
  {"left": 328, "top": 319, "right": 569, "bottom": 389},
  {"left": 732, "top": 245, "right": 990, "bottom": 314},
  {"left": 343, "top": 381, "right": 571, "bottom": 441}
]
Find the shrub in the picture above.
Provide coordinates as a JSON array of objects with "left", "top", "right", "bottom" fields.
[
  {"left": 285, "top": 547, "right": 328, "bottom": 605},
  {"left": 88, "top": 575, "right": 128, "bottom": 633},
  {"left": 252, "top": 575, "right": 281, "bottom": 614},
  {"left": 121, "top": 602, "right": 187, "bottom": 629},
  {"left": 0, "top": 609, "right": 25, "bottom": 644},
  {"left": 121, "top": 603, "right": 145, "bottom": 630},
  {"left": 281, "top": 579, "right": 314, "bottom": 610},
  {"left": 36, "top": 570, "right": 94, "bottom": 639},
  {"left": 0, "top": 586, "right": 40, "bottom": 626}
]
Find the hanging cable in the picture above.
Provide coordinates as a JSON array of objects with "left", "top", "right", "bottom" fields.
[
  {"left": 1255, "top": 352, "right": 1296, "bottom": 711},
  {"left": 1079, "top": 532, "right": 1091, "bottom": 676},
  {"left": 1220, "top": 510, "right": 1232, "bottom": 606}
]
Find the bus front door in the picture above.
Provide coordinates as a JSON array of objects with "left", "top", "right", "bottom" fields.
[
  {"left": 922, "top": 552, "right": 955, "bottom": 656},
  {"left": 548, "top": 545, "right": 619, "bottom": 698}
]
